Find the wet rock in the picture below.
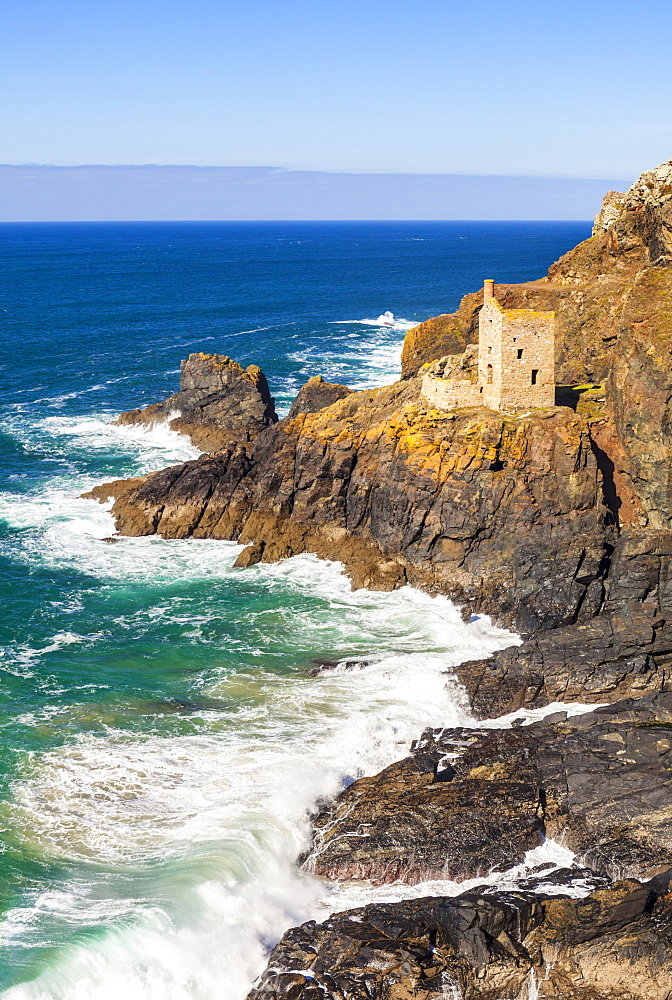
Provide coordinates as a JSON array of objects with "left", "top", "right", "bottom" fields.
[
  {"left": 454, "top": 600, "right": 672, "bottom": 719},
  {"left": 307, "top": 658, "right": 371, "bottom": 677},
  {"left": 234, "top": 541, "right": 265, "bottom": 568},
  {"left": 305, "top": 696, "right": 672, "bottom": 884},
  {"left": 247, "top": 877, "right": 672, "bottom": 1000},
  {"left": 115, "top": 353, "right": 277, "bottom": 452},
  {"left": 303, "top": 747, "right": 544, "bottom": 884}
]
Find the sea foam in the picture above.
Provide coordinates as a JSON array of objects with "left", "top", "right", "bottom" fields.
[{"left": 0, "top": 554, "right": 522, "bottom": 1000}]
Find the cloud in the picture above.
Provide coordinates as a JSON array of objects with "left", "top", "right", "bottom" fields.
[{"left": 0, "top": 165, "right": 631, "bottom": 221}]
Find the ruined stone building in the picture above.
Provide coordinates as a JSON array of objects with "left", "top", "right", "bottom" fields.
[{"left": 421, "top": 280, "right": 555, "bottom": 412}]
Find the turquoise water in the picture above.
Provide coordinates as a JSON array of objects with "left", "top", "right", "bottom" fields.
[{"left": 0, "top": 222, "right": 591, "bottom": 996}]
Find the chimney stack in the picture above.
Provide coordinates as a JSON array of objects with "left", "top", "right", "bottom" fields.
[{"left": 483, "top": 279, "right": 495, "bottom": 301}]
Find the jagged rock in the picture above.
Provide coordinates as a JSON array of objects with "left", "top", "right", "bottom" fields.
[
  {"left": 303, "top": 749, "right": 544, "bottom": 884},
  {"left": 247, "top": 876, "right": 672, "bottom": 1000},
  {"left": 592, "top": 189, "right": 626, "bottom": 234},
  {"left": 307, "top": 658, "right": 370, "bottom": 677},
  {"left": 607, "top": 266, "right": 672, "bottom": 529},
  {"left": 304, "top": 695, "right": 672, "bottom": 885},
  {"left": 454, "top": 600, "right": 672, "bottom": 719},
  {"left": 287, "top": 375, "right": 353, "bottom": 419},
  {"left": 115, "top": 352, "right": 277, "bottom": 452},
  {"left": 97, "top": 382, "right": 609, "bottom": 632}
]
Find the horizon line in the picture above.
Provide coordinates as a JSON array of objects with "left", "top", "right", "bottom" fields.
[
  {"left": 0, "top": 218, "right": 595, "bottom": 225},
  {"left": 0, "top": 163, "right": 631, "bottom": 184}
]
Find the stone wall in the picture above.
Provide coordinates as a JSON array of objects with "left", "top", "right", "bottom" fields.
[
  {"left": 420, "top": 373, "right": 482, "bottom": 410},
  {"left": 499, "top": 308, "right": 555, "bottom": 409},
  {"left": 478, "top": 300, "right": 555, "bottom": 410},
  {"left": 478, "top": 299, "right": 505, "bottom": 409}
]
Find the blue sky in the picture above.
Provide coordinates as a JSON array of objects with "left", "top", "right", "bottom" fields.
[{"left": 3, "top": 0, "right": 672, "bottom": 177}]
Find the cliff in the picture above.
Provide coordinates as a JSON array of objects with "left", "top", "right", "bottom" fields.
[{"left": 89, "top": 381, "right": 609, "bottom": 633}]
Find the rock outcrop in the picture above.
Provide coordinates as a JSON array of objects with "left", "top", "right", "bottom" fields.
[
  {"left": 304, "top": 694, "right": 672, "bottom": 886},
  {"left": 96, "top": 382, "right": 609, "bottom": 633},
  {"left": 454, "top": 598, "right": 672, "bottom": 719},
  {"left": 115, "top": 352, "right": 277, "bottom": 452},
  {"left": 248, "top": 875, "right": 672, "bottom": 1000},
  {"left": 286, "top": 375, "right": 353, "bottom": 418}
]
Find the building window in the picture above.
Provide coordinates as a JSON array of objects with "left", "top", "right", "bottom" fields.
[
  {"left": 531, "top": 369, "right": 539, "bottom": 385},
  {"left": 486, "top": 364, "right": 493, "bottom": 385},
  {"left": 517, "top": 349, "right": 523, "bottom": 360}
]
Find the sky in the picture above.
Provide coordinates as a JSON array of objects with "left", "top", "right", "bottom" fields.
[{"left": 2, "top": 0, "right": 671, "bottom": 218}]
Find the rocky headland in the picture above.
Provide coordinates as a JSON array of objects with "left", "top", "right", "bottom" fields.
[{"left": 86, "top": 161, "right": 672, "bottom": 997}]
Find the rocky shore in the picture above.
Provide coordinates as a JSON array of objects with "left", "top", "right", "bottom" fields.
[{"left": 86, "top": 160, "right": 672, "bottom": 997}]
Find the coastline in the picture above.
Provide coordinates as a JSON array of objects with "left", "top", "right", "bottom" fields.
[{"left": 80, "top": 161, "right": 672, "bottom": 998}]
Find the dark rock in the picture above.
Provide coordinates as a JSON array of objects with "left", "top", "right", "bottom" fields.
[
  {"left": 115, "top": 353, "right": 277, "bottom": 452},
  {"left": 247, "top": 877, "right": 672, "bottom": 1000},
  {"left": 303, "top": 746, "right": 544, "bottom": 884},
  {"left": 454, "top": 600, "right": 672, "bottom": 719},
  {"left": 308, "top": 658, "right": 371, "bottom": 677},
  {"left": 287, "top": 376, "right": 353, "bottom": 419},
  {"left": 305, "top": 697, "right": 672, "bottom": 884}
]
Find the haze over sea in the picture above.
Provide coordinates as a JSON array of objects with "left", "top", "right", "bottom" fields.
[{"left": 0, "top": 221, "right": 590, "bottom": 997}]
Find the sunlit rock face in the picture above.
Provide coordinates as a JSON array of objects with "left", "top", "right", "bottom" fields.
[{"left": 115, "top": 352, "right": 277, "bottom": 452}]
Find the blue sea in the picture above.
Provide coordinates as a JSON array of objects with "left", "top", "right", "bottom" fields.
[{"left": 0, "top": 221, "right": 591, "bottom": 998}]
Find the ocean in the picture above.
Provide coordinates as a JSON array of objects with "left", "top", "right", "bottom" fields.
[{"left": 0, "top": 220, "right": 591, "bottom": 997}]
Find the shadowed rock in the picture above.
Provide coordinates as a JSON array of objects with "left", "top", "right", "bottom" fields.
[{"left": 454, "top": 599, "right": 672, "bottom": 719}]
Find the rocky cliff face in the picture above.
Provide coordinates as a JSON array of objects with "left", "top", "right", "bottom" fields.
[
  {"left": 115, "top": 352, "right": 277, "bottom": 452},
  {"left": 91, "top": 380, "right": 609, "bottom": 633}
]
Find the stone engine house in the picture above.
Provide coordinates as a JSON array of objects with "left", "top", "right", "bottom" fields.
[{"left": 421, "top": 279, "right": 555, "bottom": 412}]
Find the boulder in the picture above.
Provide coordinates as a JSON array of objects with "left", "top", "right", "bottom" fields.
[{"left": 287, "top": 375, "right": 353, "bottom": 419}]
